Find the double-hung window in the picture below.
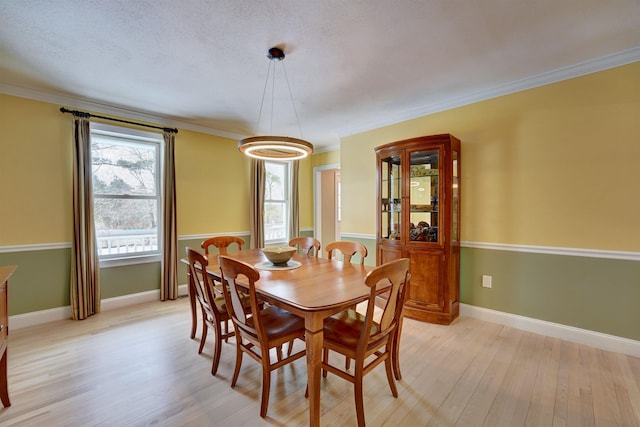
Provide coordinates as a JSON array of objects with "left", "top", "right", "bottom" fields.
[
  {"left": 264, "top": 161, "right": 290, "bottom": 245},
  {"left": 90, "top": 123, "right": 162, "bottom": 264}
]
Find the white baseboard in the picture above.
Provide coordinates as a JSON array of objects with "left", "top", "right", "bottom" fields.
[
  {"left": 10, "top": 290, "right": 639, "bottom": 358},
  {"left": 9, "top": 284, "right": 189, "bottom": 330},
  {"left": 460, "top": 303, "right": 640, "bottom": 357}
]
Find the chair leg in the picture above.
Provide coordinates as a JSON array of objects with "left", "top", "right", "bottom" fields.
[
  {"left": 211, "top": 325, "right": 223, "bottom": 376},
  {"left": 392, "top": 319, "right": 403, "bottom": 380},
  {"left": 198, "top": 319, "right": 208, "bottom": 354},
  {"left": 345, "top": 356, "right": 351, "bottom": 371},
  {"left": 231, "top": 340, "right": 244, "bottom": 387},
  {"left": 260, "top": 360, "right": 272, "bottom": 417},
  {"left": 188, "top": 273, "right": 197, "bottom": 339},
  {"left": 354, "top": 368, "right": 366, "bottom": 427},
  {"left": 384, "top": 352, "right": 398, "bottom": 397},
  {"left": 322, "top": 348, "right": 329, "bottom": 378}
]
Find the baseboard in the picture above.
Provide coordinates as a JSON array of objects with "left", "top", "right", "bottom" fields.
[
  {"left": 460, "top": 303, "right": 640, "bottom": 357},
  {"left": 9, "top": 284, "right": 189, "bottom": 330},
  {"left": 11, "top": 290, "right": 639, "bottom": 358}
]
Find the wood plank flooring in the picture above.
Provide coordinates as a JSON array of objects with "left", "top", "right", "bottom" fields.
[{"left": 0, "top": 297, "right": 638, "bottom": 426}]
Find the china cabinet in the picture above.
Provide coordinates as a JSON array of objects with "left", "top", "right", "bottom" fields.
[{"left": 375, "top": 134, "right": 460, "bottom": 324}]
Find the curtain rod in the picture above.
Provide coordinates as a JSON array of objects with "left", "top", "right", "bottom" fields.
[{"left": 60, "top": 107, "right": 178, "bottom": 134}]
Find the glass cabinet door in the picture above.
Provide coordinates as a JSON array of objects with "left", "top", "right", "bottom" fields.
[
  {"left": 380, "top": 153, "right": 402, "bottom": 241},
  {"left": 409, "top": 149, "right": 439, "bottom": 243},
  {"left": 452, "top": 149, "right": 459, "bottom": 242}
]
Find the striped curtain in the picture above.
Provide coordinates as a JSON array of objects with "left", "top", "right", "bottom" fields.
[
  {"left": 161, "top": 131, "right": 178, "bottom": 300},
  {"left": 250, "top": 159, "right": 265, "bottom": 249},
  {"left": 70, "top": 116, "right": 101, "bottom": 320},
  {"left": 289, "top": 160, "right": 300, "bottom": 240}
]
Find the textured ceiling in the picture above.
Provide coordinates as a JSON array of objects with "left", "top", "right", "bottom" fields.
[{"left": 1, "top": 0, "right": 639, "bottom": 149}]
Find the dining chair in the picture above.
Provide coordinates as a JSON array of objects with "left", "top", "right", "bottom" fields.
[
  {"left": 186, "top": 247, "right": 236, "bottom": 376},
  {"left": 201, "top": 235, "right": 245, "bottom": 256},
  {"left": 218, "top": 255, "right": 307, "bottom": 418},
  {"left": 317, "top": 258, "right": 410, "bottom": 427},
  {"left": 288, "top": 236, "right": 321, "bottom": 257},
  {"left": 324, "top": 240, "right": 369, "bottom": 368},
  {"left": 199, "top": 236, "right": 246, "bottom": 337},
  {"left": 325, "top": 240, "right": 368, "bottom": 265}
]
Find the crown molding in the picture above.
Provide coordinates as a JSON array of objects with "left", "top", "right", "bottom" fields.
[
  {"left": 338, "top": 47, "right": 640, "bottom": 137},
  {"left": 3, "top": 47, "right": 637, "bottom": 145},
  {"left": 313, "top": 143, "right": 341, "bottom": 154},
  {"left": 0, "top": 83, "right": 246, "bottom": 140}
]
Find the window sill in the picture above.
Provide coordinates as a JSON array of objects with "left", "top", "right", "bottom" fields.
[{"left": 100, "top": 254, "right": 162, "bottom": 268}]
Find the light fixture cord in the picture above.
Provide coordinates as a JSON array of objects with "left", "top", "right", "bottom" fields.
[
  {"left": 254, "top": 50, "right": 305, "bottom": 139},
  {"left": 255, "top": 60, "right": 273, "bottom": 133},
  {"left": 282, "top": 62, "right": 305, "bottom": 139},
  {"left": 270, "top": 61, "right": 276, "bottom": 134}
]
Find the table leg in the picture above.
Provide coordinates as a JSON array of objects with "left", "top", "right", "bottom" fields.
[{"left": 305, "top": 322, "right": 323, "bottom": 427}]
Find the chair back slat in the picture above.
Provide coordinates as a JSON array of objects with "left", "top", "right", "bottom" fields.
[
  {"left": 325, "top": 240, "right": 368, "bottom": 264},
  {"left": 218, "top": 255, "right": 262, "bottom": 335},
  {"left": 360, "top": 258, "right": 410, "bottom": 350},
  {"left": 201, "top": 236, "right": 245, "bottom": 256},
  {"left": 186, "top": 247, "right": 219, "bottom": 316},
  {"left": 289, "top": 236, "right": 321, "bottom": 257}
]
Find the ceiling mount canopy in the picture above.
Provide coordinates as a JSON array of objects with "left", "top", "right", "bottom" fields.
[{"left": 238, "top": 46, "right": 313, "bottom": 161}]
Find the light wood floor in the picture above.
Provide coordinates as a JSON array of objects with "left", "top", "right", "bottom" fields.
[{"left": 1, "top": 297, "right": 638, "bottom": 427}]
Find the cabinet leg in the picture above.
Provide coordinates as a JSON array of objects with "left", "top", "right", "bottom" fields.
[{"left": 0, "top": 350, "right": 10, "bottom": 407}]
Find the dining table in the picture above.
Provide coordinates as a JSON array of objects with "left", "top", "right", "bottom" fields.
[{"left": 184, "top": 248, "right": 374, "bottom": 427}]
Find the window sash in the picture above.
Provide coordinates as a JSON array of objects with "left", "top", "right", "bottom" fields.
[
  {"left": 264, "top": 161, "right": 290, "bottom": 245},
  {"left": 90, "top": 124, "right": 162, "bottom": 260}
]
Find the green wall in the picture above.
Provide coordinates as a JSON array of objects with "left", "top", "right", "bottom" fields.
[
  {"left": 0, "top": 249, "right": 70, "bottom": 315},
  {"left": 460, "top": 247, "right": 640, "bottom": 341}
]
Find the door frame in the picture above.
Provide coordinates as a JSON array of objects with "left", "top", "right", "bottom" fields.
[{"left": 313, "top": 163, "right": 340, "bottom": 247}]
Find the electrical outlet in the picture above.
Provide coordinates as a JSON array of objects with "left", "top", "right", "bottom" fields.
[{"left": 482, "top": 275, "right": 492, "bottom": 288}]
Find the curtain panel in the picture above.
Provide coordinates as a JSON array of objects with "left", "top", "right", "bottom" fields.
[
  {"left": 161, "top": 131, "right": 178, "bottom": 300},
  {"left": 70, "top": 117, "right": 101, "bottom": 320},
  {"left": 289, "top": 160, "right": 300, "bottom": 241},
  {"left": 250, "top": 159, "right": 265, "bottom": 249}
]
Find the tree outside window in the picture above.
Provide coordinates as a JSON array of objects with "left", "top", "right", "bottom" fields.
[{"left": 90, "top": 125, "right": 162, "bottom": 259}]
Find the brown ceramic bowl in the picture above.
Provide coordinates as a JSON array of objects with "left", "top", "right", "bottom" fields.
[{"left": 261, "top": 246, "right": 297, "bottom": 265}]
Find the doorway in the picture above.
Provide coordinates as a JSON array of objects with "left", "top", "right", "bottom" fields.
[{"left": 314, "top": 164, "right": 340, "bottom": 255}]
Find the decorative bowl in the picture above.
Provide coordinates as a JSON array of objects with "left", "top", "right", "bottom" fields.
[{"left": 261, "top": 246, "right": 297, "bottom": 265}]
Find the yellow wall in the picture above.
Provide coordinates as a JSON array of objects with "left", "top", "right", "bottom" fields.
[
  {"left": 1, "top": 96, "right": 72, "bottom": 244},
  {"left": 312, "top": 149, "right": 340, "bottom": 167},
  {"left": 175, "top": 130, "right": 250, "bottom": 235},
  {"left": 0, "top": 94, "right": 315, "bottom": 244},
  {"left": 341, "top": 62, "right": 640, "bottom": 252}
]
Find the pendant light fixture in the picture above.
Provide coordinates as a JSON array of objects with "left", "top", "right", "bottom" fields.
[{"left": 238, "top": 47, "right": 313, "bottom": 160}]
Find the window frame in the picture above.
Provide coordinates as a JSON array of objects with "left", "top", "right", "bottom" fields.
[
  {"left": 263, "top": 160, "right": 291, "bottom": 246},
  {"left": 90, "top": 123, "right": 163, "bottom": 267}
]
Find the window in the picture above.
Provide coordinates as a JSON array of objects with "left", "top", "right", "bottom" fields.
[
  {"left": 264, "top": 161, "right": 290, "bottom": 245},
  {"left": 90, "top": 124, "right": 162, "bottom": 262}
]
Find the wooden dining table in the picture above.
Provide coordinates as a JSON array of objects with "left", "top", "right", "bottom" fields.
[{"left": 184, "top": 248, "right": 373, "bottom": 427}]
